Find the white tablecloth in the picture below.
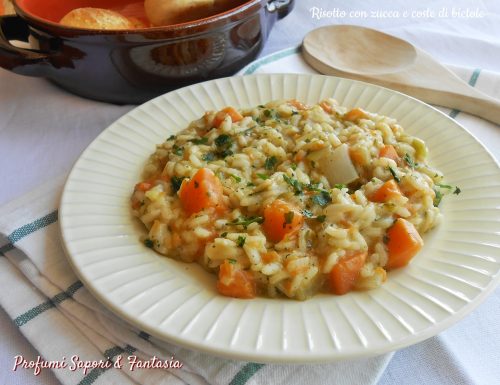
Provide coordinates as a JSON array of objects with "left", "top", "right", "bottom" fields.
[{"left": 1, "top": 1, "right": 499, "bottom": 384}]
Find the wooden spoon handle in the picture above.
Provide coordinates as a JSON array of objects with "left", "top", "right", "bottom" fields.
[
  {"left": 379, "top": 49, "right": 500, "bottom": 124},
  {"left": 403, "top": 85, "right": 500, "bottom": 125}
]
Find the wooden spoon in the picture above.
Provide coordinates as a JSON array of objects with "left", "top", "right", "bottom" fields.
[{"left": 302, "top": 25, "right": 500, "bottom": 125}]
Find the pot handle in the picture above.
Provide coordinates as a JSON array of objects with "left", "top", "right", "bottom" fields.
[
  {"left": 0, "top": 14, "right": 51, "bottom": 76},
  {"left": 266, "top": 0, "right": 295, "bottom": 20}
]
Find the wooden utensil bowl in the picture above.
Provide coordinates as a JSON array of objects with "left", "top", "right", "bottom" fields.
[{"left": 303, "top": 25, "right": 500, "bottom": 125}]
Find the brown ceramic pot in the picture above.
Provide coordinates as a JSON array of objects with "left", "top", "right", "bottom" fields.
[{"left": 0, "top": 0, "right": 294, "bottom": 104}]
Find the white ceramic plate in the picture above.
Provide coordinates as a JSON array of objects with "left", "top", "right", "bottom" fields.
[{"left": 60, "top": 74, "right": 500, "bottom": 363}]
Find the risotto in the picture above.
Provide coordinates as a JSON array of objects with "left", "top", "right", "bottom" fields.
[{"left": 131, "top": 99, "right": 458, "bottom": 300}]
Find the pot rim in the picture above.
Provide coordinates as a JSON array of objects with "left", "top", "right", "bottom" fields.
[{"left": 12, "top": 0, "right": 264, "bottom": 36}]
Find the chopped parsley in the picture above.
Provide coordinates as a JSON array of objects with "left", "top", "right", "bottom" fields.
[
  {"left": 284, "top": 211, "right": 294, "bottom": 225},
  {"left": 228, "top": 258, "right": 237, "bottom": 264},
  {"left": 304, "top": 182, "right": 321, "bottom": 192},
  {"left": 302, "top": 209, "right": 326, "bottom": 222},
  {"left": 263, "top": 109, "right": 280, "bottom": 120},
  {"left": 253, "top": 116, "right": 263, "bottom": 124},
  {"left": 284, "top": 177, "right": 333, "bottom": 198},
  {"left": 171, "top": 176, "right": 186, "bottom": 192},
  {"left": 302, "top": 209, "right": 314, "bottom": 218},
  {"left": 290, "top": 163, "right": 297, "bottom": 170},
  {"left": 305, "top": 182, "right": 331, "bottom": 196},
  {"left": 388, "top": 166, "right": 400, "bottom": 183},
  {"left": 219, "top": 149, "right": 233, "bottom": 158},
  {"left": 229, "top": 174, "right": 242, "bottom": 183},
  {"left": 316, "top": 215, "right": 327, "bottom": 223},
  {"left": 283, "top": 174, "right": 303, "bottom": 195},
  {"left": 236, "top": 236, "right": 246, "bottom": 247},
  {"left": 334, "top": 183, "right": 347, "bottom": 190},
  {"left": 263, "top": 109, "right": 273, "bottom": 118},
  {"left": 433, "top": 183, "right": 461, "bottom": 206},
  {"left": 265, "top": 156, "right": 278, "bottom": 170},
  {"left": 304, "top": 182, "right": 328, "bottom": 192},
  {"left": 220, "top": 232, "right": 228, "bottom": 238},
  {"left": 404, "top": 153, "right": 415, "bottom": 169},
  {"left": 229, "top": 216, "right": 264, "bottom": 229},
  {"left": 166, "top": 135, "right": 176, "bottom": 141},
  {"left": 256, "top": 173, "right": 269, "bottom": 180},
  {"left": 312, "top": 190, "right": 332, "bottom": 207},
  {"left": 433, "top": 187, "right": 443, "bottom": 207},
  {"left": 172, "top": 144, "right": 184, "bottom": 156},
  {"left": 209, "top": 134, "right": 234, "bottom": 158},
  {"left": 436, "top": 183, "right": 461, "bottom": 194},
  {"left": 144, "top": 239, "right": 154, "bottom": 248},
  {"left": 247, "top": 182, "right": 255, "bottom": 187},
  {"left": 214, "top": 134, "right": 233, "bottom": 147},
  {"left": 203, "top": 152, "right": 216, "bottom": 161},
  {"left": 189, "top": 137, "right": 209, "bottom": 145}
]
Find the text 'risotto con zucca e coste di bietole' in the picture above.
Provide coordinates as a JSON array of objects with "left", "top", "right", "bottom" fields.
[{"left": 131, "top": 99, "right": 459, "bottom": 300}]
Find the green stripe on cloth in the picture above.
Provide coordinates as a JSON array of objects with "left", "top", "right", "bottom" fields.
[
  {"left": 104, "top": 346, "right": 126, "bottom": 359},
  {"left": 449, "top": 68, "right": 482, "bottom": 118},
  {"left": 14, "top": 300, "right": 55, "bottom": 327},
  {"left": 243, "top": 47, "right": 300, "bottom": 75},
  {"left": 79, "top": 345, "right": 137, "bottom": 385},
  {"left": 7, "top": 210, "right": 58, "bottom": 244},
  {"left": 468, "top": 68, "right": 481, "bottom": 87},
  {"left": 0, "top": 243, "right": 14, "bottom": 254},
  {"left": 77, "top": 349, "right": 122, "bottom": 385},
  {"left": 14, "top": 281, "right": 83, "bottom": 327},
  {"left": 229, "top": 363, "right": 265, "bottom": 385},
  {"left": 5, "top": 210, "right": 145, "bottom": 385},
  {"left": 1, "top": 210, "right": 58, "bottom": 252},
  {"left": 3, "top": 211, "right": 80, "bottom": 326},
  {"left": 77, "top": 367, "right": 108, "bottom": 385},
  {"left": 103, "top": 345, "right": 137, "bottom": 359},
  {"left": 138, "top": 331, "right": 151, "bottom": 340}
]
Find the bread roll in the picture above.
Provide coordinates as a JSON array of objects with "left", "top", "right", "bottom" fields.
[
  {"left": 144, "top": 0, "right": 217, "bottom": 26},
  {"left": 60, "top": 8, "right": 140, "bottom": 30},
  {"left": 1, "top": 0, "right": 15, "bottom": 14}
]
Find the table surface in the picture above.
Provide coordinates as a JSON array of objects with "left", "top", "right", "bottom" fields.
[{"left": 1, "top": 1, "right": 500, "bottom": 384}]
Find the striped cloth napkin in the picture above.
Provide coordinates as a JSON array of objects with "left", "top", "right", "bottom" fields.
[
  {"left": 1, "top": 47, "right": 498, "bottom": 385},
  {"left": 0, "top": 178, "right": 392, "bottom": 385}
]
